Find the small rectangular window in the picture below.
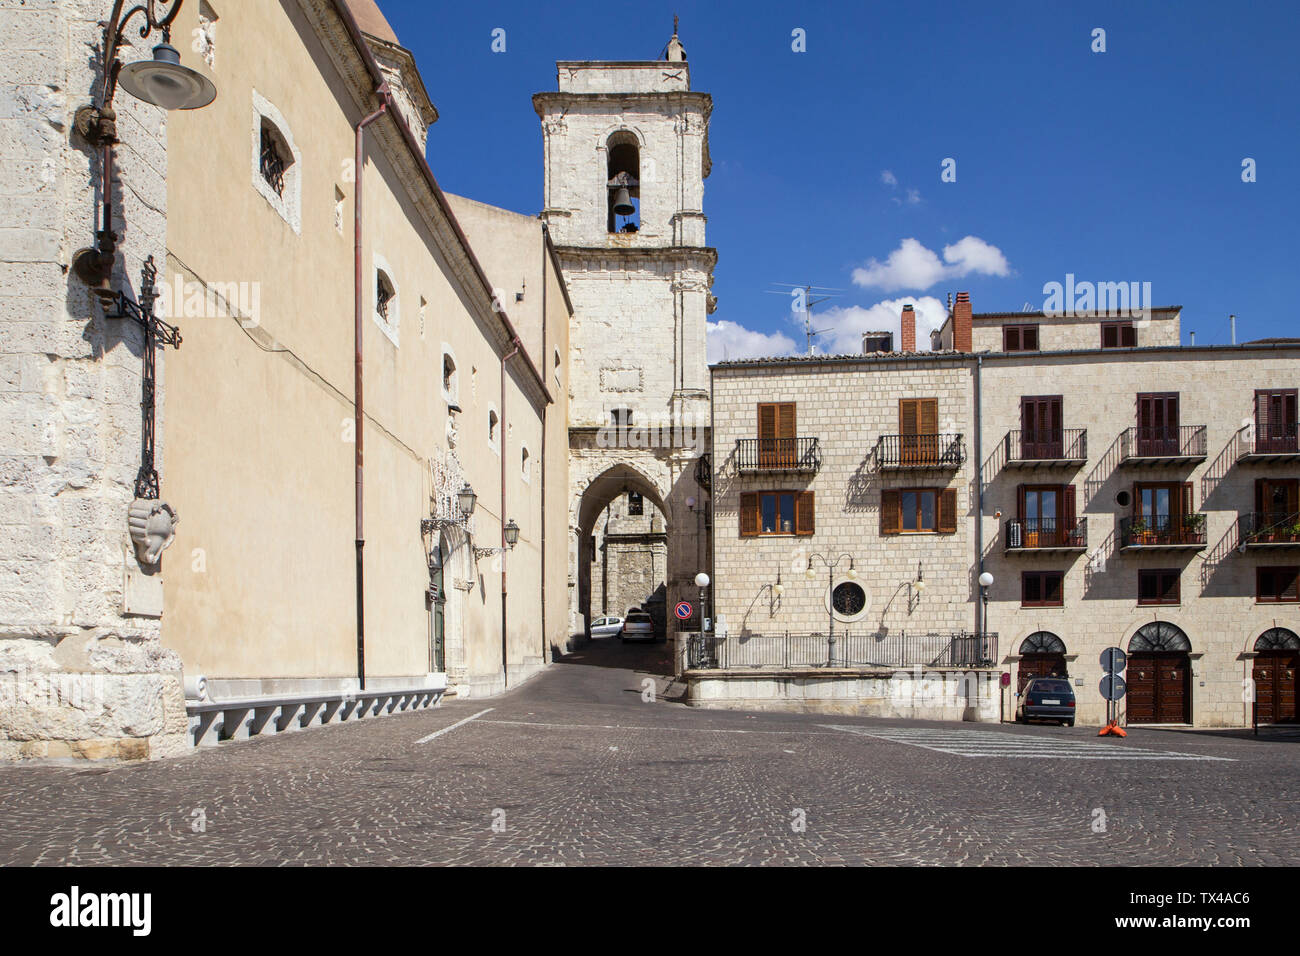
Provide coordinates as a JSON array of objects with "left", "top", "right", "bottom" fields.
[
  {"left": 740, "top": 491, "right": 814, "bottom": 537},
  {"left": 1022, "top": 571, "right": 1064, "bottom": 607},
  {"left": 627, "top": 491, "right": 643, "bottom": 516},
  {"left": 1138, "top": 569, "right": 1180, "bottom": 605},
  {"left": 882, "top": 487, "right": 956, "bottom": 534},
  {"left": 1101, "top": 321, "right": 1136, "bottom": 348},
  {"left": 1258, "top": 566, "right": 1300, "bottom": 603},
  {"left": 1004, "top": 324, "right": 1040, "bottom": 352}
]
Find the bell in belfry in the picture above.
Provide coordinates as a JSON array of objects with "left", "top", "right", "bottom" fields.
[{"left": 611, "top": 187, "right": 634, "bottom": 217}]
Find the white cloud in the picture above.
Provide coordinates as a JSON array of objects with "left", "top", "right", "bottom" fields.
[
  {"left": 706, "top": 319, "right": 797, "bottom": 364},
  {"left": 851, "top": 236, "right": 1010, "bottom": 292},
  {"left": 880, "top": 169, "right": 898, "bottom": 187},
  {"left": 815, "top": 296, "right": 951, "bottom": 356}
]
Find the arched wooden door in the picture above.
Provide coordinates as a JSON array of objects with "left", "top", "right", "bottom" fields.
[
  {"left": 1127, "top": 622, "right": 1192, "bottom": 723},
  {"left": 1018, "top": 631, "right": 1068, "bottom": 693},
  {"left": 1253, "top": 628, "right": 1299, "bottom": 723}
]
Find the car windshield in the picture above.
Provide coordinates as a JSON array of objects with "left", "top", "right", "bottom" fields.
[
  {"left": 627, "top": 614, "right": 651, "bottom": 623},
  {"left": 1032, "top": 680, "right": 1072, "bottom": 694}
]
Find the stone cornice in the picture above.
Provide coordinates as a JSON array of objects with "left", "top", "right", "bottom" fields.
[{"left": 553, "top": 245, "right": 718, "bottom": 270}]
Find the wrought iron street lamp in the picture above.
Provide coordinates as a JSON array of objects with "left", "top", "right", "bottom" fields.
[
  {"left": 457, "top": 482, "right": 478, "bottom": 518},
  {"left": 474, "top": 519, "right": 519, "bottom": 559},
  {"left": 804, "top": 552, "right": 857, "bottom": 666},
  {"left": 979, "top": 570, "right": 994, "bottom": 639}
]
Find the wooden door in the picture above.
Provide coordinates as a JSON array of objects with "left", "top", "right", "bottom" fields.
[
  {"left": 1021, "top": 396, "right": 1063, "bottom": 459},
  {"left": 1137, "top": 394, "right": 1179, "bottom": 456},
  {"left": 900, "top": 399, "right": 938, "bottom": 465},
  {"left": 758, "top": 403, "right": 796, "bottom": 468},
  {"left": 1128, "top": 652, "right": 1190, "bottom": 723},
  {"left": 1018, "top": 654, "right": 1067, "bottom": 693},
  {"left": 1254, "top": 651, "right": 1298, "bottom": 723}
]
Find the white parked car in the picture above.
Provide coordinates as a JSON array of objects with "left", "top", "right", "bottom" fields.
[
  {"left": 590, "top": 616, "right": 624, "bottom": 639},
  {"left": 620, "top": 611, "right": 655, "bottom": 642}
]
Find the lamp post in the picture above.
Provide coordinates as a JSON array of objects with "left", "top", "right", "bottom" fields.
[
  {"left": 979, "top": 570, "right": 994, "bottom": 661},
  {"left": 804, "top": 553, "right": 857, "bottom": 666}
]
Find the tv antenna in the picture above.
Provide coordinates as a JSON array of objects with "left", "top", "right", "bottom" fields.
[{"left": 766, "top": 283, "right": 843, "bottom": 354}]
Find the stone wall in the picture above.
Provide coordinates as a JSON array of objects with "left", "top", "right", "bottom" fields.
[{"left": 0, "top": 0, "right": 188, "bottom": 760}]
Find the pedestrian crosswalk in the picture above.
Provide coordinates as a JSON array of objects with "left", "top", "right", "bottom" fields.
[{"left": 820, "top": 725, "right": 1234, "bottom": 761}]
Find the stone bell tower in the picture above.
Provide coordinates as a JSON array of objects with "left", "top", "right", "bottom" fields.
[{"left": 534, "top": 23, "right": 716, "bottom": 639}]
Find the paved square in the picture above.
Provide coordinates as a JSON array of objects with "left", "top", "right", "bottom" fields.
[{"left": 823, "top": 725, "right": 1236, "bottom": 760}]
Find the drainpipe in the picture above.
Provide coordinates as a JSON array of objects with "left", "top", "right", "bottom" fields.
[
  {"left": 501, "top": 339, "right": 520, "bottom": 688},
  {"left": 540, "top": 228, "right": 548, "bottom": 668},
  {"left": 353, "top": 91, "right": 388, "bottom": 690},
  {"left": 974, "top": 355, "right": 984, "bottom": 639}
]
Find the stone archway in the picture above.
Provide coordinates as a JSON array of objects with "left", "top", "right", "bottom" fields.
[{"left": 572, "top": 462, "right": 672, "bottom": 640}]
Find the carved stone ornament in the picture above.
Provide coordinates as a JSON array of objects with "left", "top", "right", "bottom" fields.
[{"left": 128, "top": 498, "right": 179, "bottom": 565}]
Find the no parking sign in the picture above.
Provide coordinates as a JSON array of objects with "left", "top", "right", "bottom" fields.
[{"left": 674, "top": 602, "right": 693, "bottom": 620}]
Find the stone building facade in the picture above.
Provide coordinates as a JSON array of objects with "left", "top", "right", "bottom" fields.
[
  {"left": 1, "top": 0, "right": 572, "bottom": 760},
  {"left": 707, "top": 296, "right": 1300, "bottom": 728},
  {"left": 534, "top": 35, "right": 714, "bottom": 638}
]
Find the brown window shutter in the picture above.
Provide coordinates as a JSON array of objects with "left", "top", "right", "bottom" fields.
[
  {"left": 1287, "top": 480, "right": 1299, "bottom": 514},
  {"left": 1255, "top": 478, "right": 1265, "bottom": 515},
  {"left": 739, "top": 492, "right": 759, "bottom": 537},
  {"left": 920, "top": 399, "right": 938, "bottom": 435},
  {"left": 1024, "top": 326, "right": 1038, "bottom": 350},
  {"left": 1016, "top": 484, "right": 1027, "bottom": 523},
  {"left": 795, "top": 491, "right": 815, "bottom": 536},
  {"left": 938, "top": 488, "right": 958, "bottom": 533},
  {"left": 899, "top": 399, "right": 918, "bottom": 435},
  {"left": 1181, "top": 482, "right": 1195, "bottom": 517},
  {"left": 777, "top": 403, "right": 796, "bottom": 439},
  {"left": 1121, "top": 324, "right": 1136, "bottom": 347},
  {"left": 1004, "top": 326, "right": 1018, "bottom": 351},
  {"left": 1256, "top": 391, "right": 1270, "bottom": 437},
  {"left": 881, "top": 489, "right": 900, "bottom": 535},
  {"left": 1062, "top": 484, "right": 1077, "bottom": 529},
  {"left": 1102, "top": 324, "right": 1117, "bottom": 348},
  {"left": 758, "top": 404, "right": 777, "bottom": 440}
]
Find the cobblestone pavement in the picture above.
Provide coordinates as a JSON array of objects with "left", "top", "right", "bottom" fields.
[{"left": 1, "top": 638, "right": 1297, "bottom": 865}]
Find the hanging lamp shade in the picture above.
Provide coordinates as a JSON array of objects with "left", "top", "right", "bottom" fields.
[{"left": 119, "top": 43, "right": 217, "bottom": 111}]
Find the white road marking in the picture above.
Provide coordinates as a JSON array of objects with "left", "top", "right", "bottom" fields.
[
  {"left": 821, "top": 725, "right": 1234, "bottom": 761},
  {"left": 416, "top": 708, "right": 494, "bottom": 743},
  {"left": 480, "top": 719, "right": 842, "bottom": 736}
]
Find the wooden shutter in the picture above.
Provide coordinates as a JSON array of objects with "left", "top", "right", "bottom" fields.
[
  {"left": 758, "top": 403, "right": 777, "bottom": 439},
  {"left": 739, "top": 492, "right": 759, "bottom": 537},
  {"left": 899, "top": 399, "right": 919, "bottom": 435},
  {"left": 938, "top": 488, "right": 958, "bottom": 533},
  {"left": 1180, "top": 482, "right": 1194, "bottom": 527},
  {"left": 1023, "top": 325, "right": 1039, "bottom": 350},
  {"left": 795, "top": 491, "right": 815, "bottom": 536},
  {"left": 1016, "top": 484, "right": 1027, "bottom": 523},
  {"left": 777, "top": 404, "right": 796, "bottom": 439},
  {"left": 1121, "top": 324, "right": 1136, "bottom": 347},
  {"left": 1256, "top": 478, "right": 1265, "bottom": 515},
  {"left": 1062, "top": 484, "right": 1077, "bottom": 530},
  {"left": 1004, "top": 326, "right": 1019, "bottom": 351},
  {"left": 920, "top": 399, "right": 938, "bottom": 435},
  {"left": 881, "top": 489, "right": 901, "bottom": 535},
  {"left": 1102, "top": 324, "right": 1118, "bottom": 348}
]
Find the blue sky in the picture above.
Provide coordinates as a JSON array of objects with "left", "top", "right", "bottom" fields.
[{"left": 384, "top": 0, "right": 1299, "bottom": 360}]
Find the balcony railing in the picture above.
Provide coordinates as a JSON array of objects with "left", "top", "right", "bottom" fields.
[
  {"left": 685, "top": 631, "right": 998, "bottom": 671},
  {"left": 1239, "top": 423, "right": 1300, "bottom": 463},
  {"left": 1118, "top": 425, "right": 1207, "bottom": 464},
  {"left": 734, "top": 437, "right": 822, "bottom": 473},
  {"left": 1004, "top": 428, "right": 1087, "bottom": 466},
  {"left": 876, "top": 433, "right": 966, "bottom": 469},
  {"left": 1118, "top": 513, "right": 1207, "bottom": 550},
  {"left": 1238, "top": 512, "right": 1300, "bottom": 547},
  {"left": 1004, "top": 517, "right": 1088, "bottom": 551}
]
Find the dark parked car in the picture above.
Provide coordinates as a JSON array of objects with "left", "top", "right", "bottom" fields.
[{"left": 1016, "top": 677, "right": 1076, "bottom": 726}]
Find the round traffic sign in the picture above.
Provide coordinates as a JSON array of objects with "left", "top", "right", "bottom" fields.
[
  {"left": 1100, "top": 674, "right": 1127, "bottom": 701},
  {"left": 1100, "top": 647, "right": 1127, "bottom": 673},
  {"left": 674, "top": 601, "right": 693, "bottom": 620}
]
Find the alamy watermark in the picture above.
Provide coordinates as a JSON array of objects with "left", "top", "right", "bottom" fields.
[{"left": 1042, "top": 273, "right": 1153, "bottom": 322}]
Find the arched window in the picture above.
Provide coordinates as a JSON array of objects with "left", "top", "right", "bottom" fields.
[
  {"left": 1020, "top": 632, "right": 1067, "bottom": 655},
  {"left": 1129, "top": 621, "right": 1191, "bottom": 653},
  {"left": 1255, "top": 628, "right": 1300, "bottom": 651},
  {"left": 251, "top": 90, "right": 301, "bottom": 233},
  {"left": 488, "top": 407, "right": 499, "bottom": 452},
  {"left": 606, "top": 131, "right": 640, "bottom": 234},
  {"left": 521, "top": 445, "right": 530, "bottom": 482},
  {"left": 370, "top": 256, "right": 398, "bottom": 345},
  {"left": 442, "top": 350, "right": 458, "bottom": 404}
]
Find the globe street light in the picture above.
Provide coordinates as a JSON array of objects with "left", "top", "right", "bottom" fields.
[
  {"left": 978, "top": 571, "right": 994, "bottom": 655},
  {"left": 804, "top": 552, "right": 856, "bottom": 666}
]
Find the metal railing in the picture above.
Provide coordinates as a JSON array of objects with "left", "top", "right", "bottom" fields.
[
  {"left": 1118, "top": 424, "right": 1207, "bottom": 461},
  {"left": 1238, "top": 512, "right": 1300, "bottom": 545},
  {"left": 1243, "top": 423, "right": 1300, "bottom": 457},
  {"left": 1004, "top": 517, "right": 1087, "bottom": 550},
  {"left": 1118, "top": 513, "right": 1207, "bottom": 548},
  {"left": 876, "top": 433, "right": 966, "bottom": 468},
  {"left": 734, "top": 437, "right": 822, "bottom": 472},
  {"left": 1004, "top": 428, "right": 1087, "bottom": 463},
  {"left": 685, "top": 631, "right": 998, "bottom": 671}
]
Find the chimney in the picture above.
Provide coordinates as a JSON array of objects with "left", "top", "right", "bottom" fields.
[
  {"left": 953, "top": 291, "right": 972, "bottom": 352},
  {"left": 900, "top": 304, "right": 916, "bottom": 352}
]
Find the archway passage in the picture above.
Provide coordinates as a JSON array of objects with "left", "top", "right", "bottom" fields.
[
  {"left": 1253, "top": 628, "right": 1299, "bottom": 723},
  {"left": 576, "top": 465, "right": 670, "bottom": 640},
  {"left": 1127, "top": 622, "right": 1192, "bottom": 723},
  {"left": 1018, "top": 631, "right": 1068, "bottom": 693}
]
